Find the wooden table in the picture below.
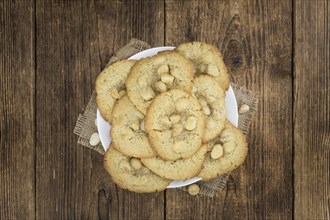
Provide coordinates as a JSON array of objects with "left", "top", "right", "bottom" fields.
[{"left": 1, "top": 0, "right": 329, "bottom": 219}]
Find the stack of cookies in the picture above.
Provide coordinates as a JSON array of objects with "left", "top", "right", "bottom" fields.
[{"left": 96, "top": 42, "right": 248, "bottom": 193}]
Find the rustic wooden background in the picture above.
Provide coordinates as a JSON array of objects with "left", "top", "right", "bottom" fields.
[{"left": 0, "top": 0, "right": 329, "bottom": 219}]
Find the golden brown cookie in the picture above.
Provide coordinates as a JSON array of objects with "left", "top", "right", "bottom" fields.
[
  {"left": 198, "top": 121, "right": 248, "bottom": 181},
  {"left": 176, "top": 42, "right": 230, "bottom": 91},
  {"left": 192, "top": 75, "right": 226, "bottom": 142},
  {"left": 141, "top": 144, "right": 207, "bottom": 180},
  {"left": 145, "top": 89, "right": 205, "bottom": 161},
  {"left": 110, "top": 95, "right": 155, "bottom": 158},
  {"left": 126, "top": 51, "right": 194, "bottom": 114},
  {"left": 104, "top": 146, "right": 171, "bottom": 193},
  {"left": 95, "top": 60, "right": 136, "bottom": 122}
]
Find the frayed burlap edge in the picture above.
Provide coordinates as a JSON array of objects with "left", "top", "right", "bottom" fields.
[{"left": 73, "top": 39, "right": 258, "bottom": 197}]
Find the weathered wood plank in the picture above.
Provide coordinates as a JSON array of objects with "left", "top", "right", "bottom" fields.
[
  {"left": 35, "top": 0, "right": 164, "bottom": 219},
  {"left": 294, "top": 0, "right": 330, "bottom": 219},
  {"left": 165, "top": 0, "right": 293, "bottom": 219},
  {"left": 0, "top": 0, "right": 35, "bottom": 219}
]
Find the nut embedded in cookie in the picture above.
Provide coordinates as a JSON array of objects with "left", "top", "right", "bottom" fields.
[
  {"left": 184, "top": 116, "right": 197, "bottom": 131},
  {"left": 210, "top": 144, "right": 224, "bottom": 159},
  {"left": 161, "top": 73, "right": 175, "bottom": 85},
  {"left": 197, "top": 120, "right": 248, "bottom": 181}
]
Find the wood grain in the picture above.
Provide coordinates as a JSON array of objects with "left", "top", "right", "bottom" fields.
[
  {"left": 294, "top": 0, "right": 330, "bottom": 219},
  {"left": 0, "top": 0, "right": 35, "bottom": 219},
  {"left": 91, "top": 1, "right": 165, "bottom": 219},
  {"left": 1, "top": 0, "right": 330, "bottom": 219},
  {"left": 35, "top": 0, "right": 164, "bottom": 219},
  {"left": 164, "top": 1, "right": 231, "bottom": 218},
  {"left": 165, "top": 0, "right": 293, "bottom": 219}
]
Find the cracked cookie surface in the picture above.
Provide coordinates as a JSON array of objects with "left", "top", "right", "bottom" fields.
[{"left": 145, "top": 89, "right": 205, "bottom": 161}]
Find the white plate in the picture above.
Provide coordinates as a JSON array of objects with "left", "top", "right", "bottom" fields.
[{"left": 97, "top": 46, "right": 238, "bottom": 188}]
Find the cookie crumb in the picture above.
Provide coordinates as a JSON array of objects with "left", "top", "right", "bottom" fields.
[
  {"left": 239, "top": 104, "right": 250, "bottom": 114},
  {"left": 188, "top": 184, "right": 200, "bottom": 196},
  {"left": 89, "top": 133, "right": 100, "bottom": 146}
]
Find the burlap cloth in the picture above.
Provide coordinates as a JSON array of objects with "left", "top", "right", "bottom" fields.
[{"left": 74, "top": 39, "right": 258, "bottom": 197}]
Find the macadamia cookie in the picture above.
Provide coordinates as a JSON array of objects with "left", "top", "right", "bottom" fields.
[
  {"left": 126, "top": 51, "right": 194, "bottom": 114},
  {"left": 110, "top": 95, "right": 155, "bottom": 158},
  {"left": 145, "top": 89, "right": 205, "bottom": 161},
  {"left": 95, "top": 60, "right": 136, "bottom": 122},
  {"left": 192, "top": 75, "right": 226, "bottom": 142},
  {"left": 141, "top": 144, "right": 207, "bottom": 180},
  {"left": 104, "top": 146, "right": 171, "bottom": 193},
  {"left": 198, "top": 121, "right": 248, "bottom": 180},
  {"left": 176, "top": 42, "right": 230, "bottom": 91}
]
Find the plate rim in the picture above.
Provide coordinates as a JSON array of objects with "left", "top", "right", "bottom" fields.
[{"left": 97, "top": 46, "right": 238, "bottom": 188}]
